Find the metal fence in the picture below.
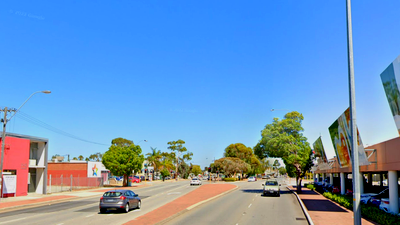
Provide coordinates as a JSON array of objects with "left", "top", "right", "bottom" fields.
[{"left": 47, "top": 175, "right": 103, "bottom": 193}]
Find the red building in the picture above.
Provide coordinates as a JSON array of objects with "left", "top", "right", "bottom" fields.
[{"left": 0, "top": 133, "right": 48, "bottom": 197}]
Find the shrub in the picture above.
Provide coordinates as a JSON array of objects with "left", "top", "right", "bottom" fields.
[
  {"left": 306, "top": 184, "right": 315, "bottom": 190},
  {"left": 322, "top": 192, "right": 400, "bottom": 225},
  {"left": 224, "top": 178, "right": 237, "bottom": 182}
]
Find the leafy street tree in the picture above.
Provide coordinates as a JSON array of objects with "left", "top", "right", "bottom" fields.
[
  {"left": 255, "top": 111, "right": 312, "bottom": 192},
  {"left": 78, "top": 155, "right": 84, "bottom": 161},
  {"left": 224, "top": 143, "right": 253, "bottom": 163},
  {"left": 102, "top": 138, "right": 145, "bottom": 186},
  {"left": 167, "top": 140, "right": 193, "bottom": 178},
  {"left": 85, "top": 157, "right": 90, "bottom": 161},
  {"left": 278, "top": 167, "right": 287, "bottom": 175},
  {"left": 213, "top": 157, "right": 250, "bottom": 178},
  {"left": 224, "top": 143, "right": 262, "bottom": 176},
  {"left": 72, "top": 157, "right": 78, "bottom": 160},
  {"left": 160, "top": 168, "right": 170, "bottom": 181},
  {"left": 273, "top": 159, "right": 281, "bottom": 170},
  {"left": 191, "top": 165, "right": 202, "bottom": 176},
  {"left": 89, "top": 152, "right": 103, "bottom": 162},
  {"left": 146, "top": 147, "right": 162, "bottom": 180},
  {"left": 178, "top": 161, "right": 190, "bottom": 179}
]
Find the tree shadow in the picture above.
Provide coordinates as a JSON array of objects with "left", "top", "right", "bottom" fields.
[{"left": 301, "top": 199, "right": 347, "bottom": 212}]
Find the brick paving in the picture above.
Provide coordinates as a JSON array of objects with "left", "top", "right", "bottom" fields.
[
  {"left": 124, "top": 183, "right": 236, "bottom": 225},
  {"left": 289, "top": 186, "right": 378, "bottom": 225}
]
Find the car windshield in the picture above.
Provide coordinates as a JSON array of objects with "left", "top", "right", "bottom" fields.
[
  {"left": 103, "top": 192, "right": 123, "bottom": 197},
  {"left": 266, "top": 181, "right": 278, "bottom": 186}
]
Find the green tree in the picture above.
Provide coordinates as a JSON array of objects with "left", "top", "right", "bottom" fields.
[
  {"left": 72, "top": 157, "right": 78, "bottom": 160},
  {"left": 78, "top": 155, "right": 84, "bottom": 161},
  {"left": 146, "top": 147, "right": 162, "bottom": 180},
  {"left": 224, "top": 143, "right": 253, "bottom": 163},
  {"left": 89, "top": 152, "right": 103, "bottom": 162},
  {"left": 278, "top": 167, "right": 287, "bottom": 175},
  {"left": 273, "top": 159, "right": 281, "bottom": 170},
  {"left": 191, "top": 165, "right": 202, "bottom": 176},
  {"left": 255, "top": 111, "right": 312, "bottom": 192},
  {"left": 167, "top": 140, "right": 192, "bottom": 179},
  {"left": 102, "top": 138, "right": 145, "bottom": 186},
  {"left": 160, "top": 168, "right": 170, "bottom": 181},
  {"left": 213, "top": 157, "right": 250, "bottom": 177}
]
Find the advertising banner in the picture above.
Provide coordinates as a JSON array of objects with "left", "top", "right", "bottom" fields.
[
  {"left": 313, "top": 137, "right": 331, "bottom": 170},
  {"left": 313, "top": 137, "right": 328, "bottom": 163},
  {"left": 328, "top": 108, "right": 369, "bottom": 168},
  {"left": 381, "top": 55, "right": 400, "bottom": 135}
]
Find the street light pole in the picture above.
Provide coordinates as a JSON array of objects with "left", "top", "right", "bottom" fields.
[
  {"left": 0, "top": 90, "right": 51, "bottom": 198},
  {"left": 346, "top": 1, "right": 361, "bottom": 224}
]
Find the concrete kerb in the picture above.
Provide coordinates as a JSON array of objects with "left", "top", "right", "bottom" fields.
[
  {"left": 156, "top": 184, "right": 239, "bottom": 225},
  {"left": 286, "top": 187, "right": 314, "bottom": 225}
]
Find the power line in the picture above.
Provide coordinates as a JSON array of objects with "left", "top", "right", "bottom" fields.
[{"left": 15, "top": 111, "right": 108, "bottom": 146}]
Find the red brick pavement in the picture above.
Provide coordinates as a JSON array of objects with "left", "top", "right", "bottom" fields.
[
  {"left": 124, "top": 183, "right": 236, "bottom": 225},
  {"left": 289, "top": 186, "right": 378, "bottom": 225}
]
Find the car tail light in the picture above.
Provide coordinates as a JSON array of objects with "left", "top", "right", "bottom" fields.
[
  {"left": 120, "top": 196, "right": 126, "bottom": 200},
  {"left": 382, "top": 199, "right": 390, "bottom": 204},
  {"left": 100, "top": 197, "right": 103, "bottom": 201}
]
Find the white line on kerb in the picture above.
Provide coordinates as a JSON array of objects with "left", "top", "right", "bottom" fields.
[
  {"left": 86, "top": 214, "right": 95, "bottom": 218},
  {"left": 248, "top": 204, "right": 252, "bottom": 208},
  {"left": 0, "top": 218, "right": 27, "bottom": 224}
]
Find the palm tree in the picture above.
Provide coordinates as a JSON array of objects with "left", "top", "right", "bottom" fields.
[{"left": 146, "top": 147, "right": 162, "bottom": 180}]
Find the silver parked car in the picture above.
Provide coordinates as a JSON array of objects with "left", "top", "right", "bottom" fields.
[
  {"left": 99, "top": 189, "right": 141, "bottom": 213},
  {"left": 262, "top": 179, "right": 280, "bottom": 197}
]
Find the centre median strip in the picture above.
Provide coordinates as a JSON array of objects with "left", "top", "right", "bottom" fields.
[{"left": 123, "top": 183, "right": 237, "bottom": 225}]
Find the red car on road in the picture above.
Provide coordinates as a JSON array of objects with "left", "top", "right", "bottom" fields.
[{"left": 129, "top": 176, "right": 141, "bottom": 183}]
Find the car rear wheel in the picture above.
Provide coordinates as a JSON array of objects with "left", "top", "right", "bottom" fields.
[
  {"left": 100, "top": 208, "right": 107, "bottom": 214},
  {"left": 137, "top": 201, "right": 141, "bottom": 209},
  {"left": 123, "top": 203, "right": 129, "bottom": 213}
]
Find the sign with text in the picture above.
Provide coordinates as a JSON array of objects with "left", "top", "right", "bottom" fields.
[{"left": 3, "top": 175, "right": 17, "bottom": 194}]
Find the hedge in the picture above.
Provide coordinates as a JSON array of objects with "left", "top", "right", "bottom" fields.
[
  {"left": 322, "top": 192, "right": 400, "bottom": 225},
  {"left": 224, "top": 178, "right": 237, "bottom": 182}
]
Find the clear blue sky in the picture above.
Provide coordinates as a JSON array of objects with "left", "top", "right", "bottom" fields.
[{"left": 1, "top": 1, "right": 400, "bottom": 168}]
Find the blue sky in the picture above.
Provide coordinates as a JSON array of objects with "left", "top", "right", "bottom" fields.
[{"left": 1, "top": 1, "right": 400, "bottom": 168}]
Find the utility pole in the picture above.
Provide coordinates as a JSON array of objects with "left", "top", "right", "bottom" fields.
[
  {"left": 0, "top": 107, "right": 16, "bottom": 199},
  {"left": 346, "top": 0, "right": 361, "bottom": 224}
]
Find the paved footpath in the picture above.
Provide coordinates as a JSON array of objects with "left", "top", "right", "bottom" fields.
[
  {"left": 124, "top": 183, "right": 237, "bottom": 225},
  {"left": 289, "top": 186, "right": 378, "bottom": 225}
]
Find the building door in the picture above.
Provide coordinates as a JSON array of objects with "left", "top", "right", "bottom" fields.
[{"left": 28, "top": 168, "right": 36, "bottom": 193}]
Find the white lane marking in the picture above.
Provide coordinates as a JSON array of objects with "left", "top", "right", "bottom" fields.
[
  {"left": 248, "top": 204, "right": 252, "bottom": 208},
  {"left": 0, "top": 218, "right": 27, "bottom": 224},
  {"left": 56, "top": 224, "right": 64, "bottom": 225},
  {"left": 86, "top": 214, "right": 95, "bottom": 218},
  {"left": 167, "top": 192, "right": 181, "bottom": 195}
]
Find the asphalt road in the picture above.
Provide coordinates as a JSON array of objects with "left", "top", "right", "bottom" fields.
[
  {"left": 0, "top": 181, "right": 196, "bottom": 225},
  {"left": 164, "top": 178, "right": 308, "bottom": 225}
]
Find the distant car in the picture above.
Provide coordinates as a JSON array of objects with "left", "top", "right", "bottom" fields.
[
  {"left": 262, "top": 179, "right": 280, "bottom": 197},
  {"left": 99, "top": 190, "right": 141, "bottom": 213},
  {"left": 190, "top": 177, "right": 202, "bottom": 185},
  {"left": 129, "top": 176, "right": 140, "bottom": 183},
  {"left": 248, "top": 176, "right": 257, "bottom": 182}
]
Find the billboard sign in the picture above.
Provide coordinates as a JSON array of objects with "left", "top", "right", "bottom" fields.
[
  {"left": 328, "top": 108, "right": 369, "bottom": 168},
  {"left": 313, "top": 137, "right": 331, "bottom": 170},
  {"left": 87, "top": 162, "right": 108, "bottom": 178},
  {"left": 381, "top": 55, "right": 400, "bottom": 134},
  {"left": 313, "top": 137, "right": 328, "bottom": 163}
]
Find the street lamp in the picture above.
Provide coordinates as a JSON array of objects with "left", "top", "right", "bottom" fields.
[
  {"left": 0, "top": 90, "right": 51, "bottom": 198},
  {"left": 136, "top": 140, "right": 147, "bottom": 145}
]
